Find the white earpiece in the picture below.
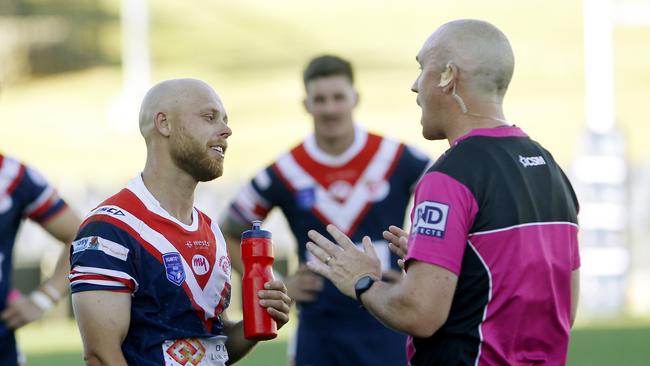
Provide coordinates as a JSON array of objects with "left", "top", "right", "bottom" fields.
[{"left": 438, "top": 63, "right": 453, "bottom": 87}]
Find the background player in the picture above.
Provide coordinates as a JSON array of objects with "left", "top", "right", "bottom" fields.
[
  {"left": 0, "top": 152, "right": 81, "bottom": 365},
  {"left": 220, "top": 55, "right": 431, "bottom": 365}
]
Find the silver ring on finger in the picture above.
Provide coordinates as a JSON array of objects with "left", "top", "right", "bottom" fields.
[{"left": 325, "top": 255, "right": 333, "bottom": 265}]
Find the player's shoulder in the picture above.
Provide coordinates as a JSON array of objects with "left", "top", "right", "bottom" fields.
[
  {"left": 259, "top": 139, "right": 308, "bottom": 178},
  {"left": 433, "top": 135, "right": 501, "bottom": 168},
  {"left": 0, "top": 153, "right": 22, "bottom": 175},
  {"left": 1, "top": 154, "right": 50, "bottom": 188},
  {"left": 77, "top": 189, "right": 144, "bottom": 248},
  {"left": 90, "top": 188, "right": 138, "bottom": 215},
  {"left": 423, "top": 140, "right": 490, "bottom": 186},
  {"left": 79, "top": 188, "right": 146, "bottom": 234},
  {"left": 0, "top": 154, "right": 27, "bottom": 193},
  {"left": 368, "top": 131, "right": 430, "bottom": 160},
  {"left": 286, "top": 137, "right": 309, "bottom": 156}
]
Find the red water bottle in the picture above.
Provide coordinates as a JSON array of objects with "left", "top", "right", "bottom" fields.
[{"left": 241, "top": 220, "right": 277, "bottom": 340}]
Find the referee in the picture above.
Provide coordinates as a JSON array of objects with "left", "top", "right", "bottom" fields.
[{"left": 306, "top": 19, "right": 580, "bottom": 366}]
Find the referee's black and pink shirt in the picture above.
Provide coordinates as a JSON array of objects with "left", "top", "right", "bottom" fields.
[{"left": 404, "top": 126, "right": 579, "bottom": 366}]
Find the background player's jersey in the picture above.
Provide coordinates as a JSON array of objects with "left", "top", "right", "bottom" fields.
[
  {"left": 227, "top": 126, "right": 431, "bottom": 328},
  {"left": 405, "top": 126, "right": 580, "bottom": 366},
  {"left": 70, "top": 175, "right": 232, "bottom": 366},
  {"left": 0, "top": 154, "right": 67, "bottom": 337}
]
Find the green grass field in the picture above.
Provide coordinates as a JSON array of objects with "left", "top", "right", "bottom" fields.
[{"left": 16, "top": 319, "right": 650, "bottom": 366}]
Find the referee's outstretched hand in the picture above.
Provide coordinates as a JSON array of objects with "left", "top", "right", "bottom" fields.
[
  {"left": 383, "top": 225, "right": 409, "bottom": 270},
  {"left": 305, "top": 225, "right": 382, "bottom": 299}
]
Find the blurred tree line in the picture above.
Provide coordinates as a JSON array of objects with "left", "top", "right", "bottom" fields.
[{"left": 0, "top": 0, "right": 118, "bottom": 83}]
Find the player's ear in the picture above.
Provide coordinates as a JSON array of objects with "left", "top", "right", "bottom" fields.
[{"left": 154, "top": 112, "right": 171, "bottom": 137}]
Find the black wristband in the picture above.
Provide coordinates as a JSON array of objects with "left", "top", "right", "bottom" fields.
[{"left": 354, "top": 275, "right": 377, "bottom": 305}]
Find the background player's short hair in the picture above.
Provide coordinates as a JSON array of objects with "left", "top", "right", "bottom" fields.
[{"left": 303, "top": 55, "right": 354, "bottom": 88}]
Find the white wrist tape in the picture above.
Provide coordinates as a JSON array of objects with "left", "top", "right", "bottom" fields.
[{"left": 29, "top": 291, "right": 54, "bottom": 312}]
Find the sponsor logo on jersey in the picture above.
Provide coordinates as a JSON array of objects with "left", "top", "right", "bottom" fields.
[
  {"left": 163, "top": 336, "right": 228, "bottom": 365},
  {"left": 94, "top": 206, "right": 125, "bottom": 216},
  {"left": 163, "top": 252, "right": 186, "bottom": 286},
  {"left": 519, "top": 155, "right": 546, "bottom": 167},
  {"left": 185, "top": 240, "right": 210, "bottom": 249},
  {"left": 295, "top": 187, "right": 316, "bottom": 210},
  {"left": 191, "top": 254, "right": 210, "bottom": 275},
  {"left": 72, "top": 236, "right": 129, "bottom": 261},
  {"left": 164, "top": 338, "right": 205, "bottom": 365},
  {"left": 412, "top": 201, "right": 449, "bottom": 238},
  {"left": 219, "top": 255, "right": 231, "bottom": 276}
]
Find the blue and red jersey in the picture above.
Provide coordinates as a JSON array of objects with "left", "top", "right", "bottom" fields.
[
  {"left": 405, "top": 126, "right": 580, "bottom": 366},
  {"left": 0, "top": 153, "right": 68, "bottom": 318},
  {"left": 70, "top": 175, "right": 232, "bottom": 366},
  {"left": 0, "top": 153, "right": 68, "bottom": 365}
]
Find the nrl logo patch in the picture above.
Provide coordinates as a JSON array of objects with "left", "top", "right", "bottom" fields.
[
  {"left": 295, "top": 187, "right": 315, "bottom": 210},
  {"left": 163, "top": 252, "right": 186, "bottom": 286}
]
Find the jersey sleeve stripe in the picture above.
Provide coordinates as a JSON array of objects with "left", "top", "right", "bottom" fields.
[
  {"left": 29, "top": 199, "right": 67, "bottom": 223},
  {"left": 70, "top": 278, "right": 132, "bottom": 289},
  {"left": 70, "top": 265, "right": 139, "bottom": 292},
  {"left": 71, "top": 265, "right": 138, "bottom": 281},
  {"left": 24, "top": 186, "right": 55, "bottom": 215}
]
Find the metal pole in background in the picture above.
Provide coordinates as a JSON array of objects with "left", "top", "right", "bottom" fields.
[{"left": 109, "top": 0, "right": 151, "bottom": 131}]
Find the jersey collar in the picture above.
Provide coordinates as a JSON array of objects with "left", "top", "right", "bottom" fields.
[
  {"left": 452, "top": 125, "right": 528, "bottom": 146},
  {"left": 303, "top": 124, "right": 368, "bottom": 167},
  {"left": 127, "top": 174, "right": 199, "bottom": 232}
]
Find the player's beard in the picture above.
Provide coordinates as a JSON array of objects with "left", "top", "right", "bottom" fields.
[{"left": 170, "top": 128, "right": 223, "bottom": 182}]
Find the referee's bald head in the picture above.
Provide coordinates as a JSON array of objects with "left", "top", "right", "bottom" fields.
[{"left": 421, "top": 19, "right": 514, "bottom": 98}]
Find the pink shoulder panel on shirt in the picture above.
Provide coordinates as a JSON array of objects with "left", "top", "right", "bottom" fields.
[{"left": 405, "top": 171, "right": 478, "bottom": 275}]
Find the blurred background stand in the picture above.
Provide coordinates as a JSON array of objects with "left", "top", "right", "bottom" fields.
[{"left": 574, "top": 0, "right": 650, "bottom": 318}]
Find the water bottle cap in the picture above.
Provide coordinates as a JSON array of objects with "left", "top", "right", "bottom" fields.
[{"left": 242, "top": 221, "right": 272, "bottom": 239}]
